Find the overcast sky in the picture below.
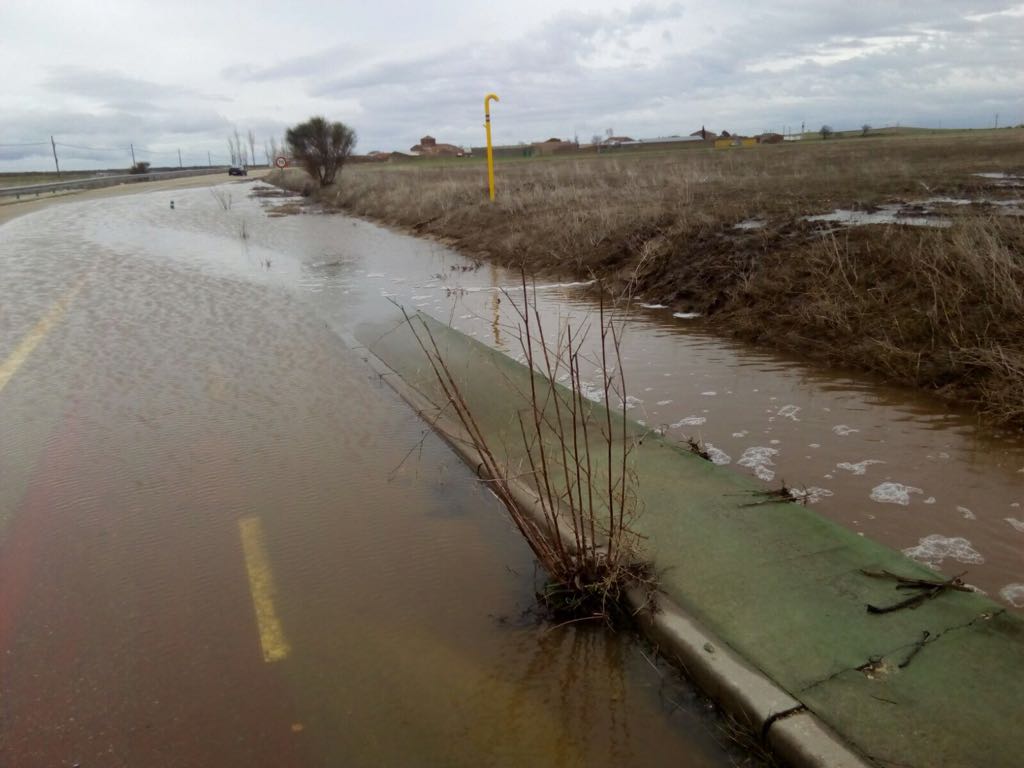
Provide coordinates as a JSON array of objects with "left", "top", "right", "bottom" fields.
[{"left": 2, "top": 0, "right": 1022, "bottom": 170}]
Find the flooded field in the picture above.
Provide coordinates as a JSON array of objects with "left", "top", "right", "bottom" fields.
[
  {"left": 0, "top": 185, "right": 753, "bottom": 765},
  {"left": 3, "top": 179, "right": 1022, "bottom": 763}
]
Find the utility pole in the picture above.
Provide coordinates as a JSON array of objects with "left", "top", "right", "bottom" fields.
[
  {"left": 178, "top": 148, "right": 183, "bottom": 168},
  {"left": 994, "top": 113, "right": 1000, "bottom": 129},
  {"left": 50, "top": 135, "right": 61, "bottom": 179},
  {"left": 207, "top": 151, "right": 212, "bottom": 167},
  {"left": 130, "top": 143, "right": 136, "bottom": 167}
]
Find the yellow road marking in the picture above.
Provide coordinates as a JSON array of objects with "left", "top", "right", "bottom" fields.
[
  {"left": 0, "top": 278, "right": 85, "bottom": 395},
  {"left": 239, "top": 516, "right": 291, "bottom": 662}
]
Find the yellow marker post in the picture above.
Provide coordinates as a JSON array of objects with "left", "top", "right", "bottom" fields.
[{"left": 484, "top": 93, "right": 500, "bottom": 201}]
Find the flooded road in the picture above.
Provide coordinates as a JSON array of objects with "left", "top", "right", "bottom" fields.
[{"left": 0, "top": 185, "right": 749, "bottom": 765}]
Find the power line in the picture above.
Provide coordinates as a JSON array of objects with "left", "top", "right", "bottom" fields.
[
  {"left": 0, "top": 141, "right": 50, "bottom": 147},
  {"left": 134, "top": 145, "right": 180, "bottom": 156},
  {"left": 55, "top": 142, "right": 125, "bottom": 152}
]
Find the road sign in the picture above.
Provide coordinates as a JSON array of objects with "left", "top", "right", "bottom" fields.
[{"left": 274, "top": 156, "right": 288, "bottom": 169}]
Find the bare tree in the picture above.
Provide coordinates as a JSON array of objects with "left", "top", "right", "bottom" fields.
[
  {"left": 820, "top": 124, "right": 834, "bottom": 140},
  {"left": 861, "top": 124, "right": 871, "bottom": 137},
  {"left": 285, "top": 116, "right": 356, "bottom": 187},
  {"left": 227, "top": 129, "right": 247, "bottom": 165},
  {"left": 247, "top": 129, "right": 257, "bottom": 168}
]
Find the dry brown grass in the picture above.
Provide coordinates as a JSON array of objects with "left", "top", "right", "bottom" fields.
[{"left": 267, "top": 130, "right": 1024, "bottom": 424}]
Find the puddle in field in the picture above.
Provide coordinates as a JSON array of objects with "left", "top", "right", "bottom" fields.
[
  {"left": 733, "top": 218, "right": 767, "bottom": 230},
  {"left": 974, "top": 171, "right": 1024, "bottom": 187},
  {"left": 804, "top": 204, "right": 951, "bottom": 228}
]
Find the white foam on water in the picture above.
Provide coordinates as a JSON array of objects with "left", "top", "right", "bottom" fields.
[
  {"left": 366, "top": 272, "right": 386, "bottom": 278},
  {"left": 777, "top": 405, "right": 801, "bottom": 421},
  {"left": 640, "top": 303, "right": 668, "bottom": 309},
  {"left": 832, "top": 425, "right": 859, "bottom": 436},
  {"left": 578, "top": 382, "right": 604, "bottom": 403},
  {"left": 769, "top": 439, "right": 781, "bottom": 445},
  {"left": 1005, "top": 517, "right": 1024, "bottom": 533},
  {"left": 999, "top": 584, "right": 1024, "bottom": 608},
  {"left": 738, "top": 446, "right": 778, "bottom": 482},
  {"left": 411, "top": 294, "right": 431, "bottom": 300},
  {"left": 789, "top": 486, "right": 834, "bottom": 504},
  {"left": 870, "top": 482, "right": 924, "bottom": 506},
  {"left": 656, "top": 400, "right": 673, "bottom": 406},
  {"left": 705, "top": 444, "right": 732, "bottom": 465},
  {"left": 958, "top": 506, "right": 977, "bottom": 520},
  {"left": 809, "top": 443, "right": 821, "bottom": 449},
  {"left": 701, "top": 391, "right": 717, "bottom": 396},
  {"left": 836, "top": 459, "right": 885, "bottom": 475},
  {"left": 733, "top": 430, "right": 749, "bottom": 438},
  {"left": 671, "top": 416, "right": 707, "bottom": 427},
  {"left": 902, "top": 534, "right": 985, "bottom": 567},
  {"left": 673, "top": 312, "right": 701, "bottom": 319},
  {"left": 923, "top": 497, "right": 937, "bottom": 505},
  {"left": 618, "top": 395, "right": 643, "bottom": 410},
  {"left": 1011, "top": 502, "right": 1021, "bottom": 508}
]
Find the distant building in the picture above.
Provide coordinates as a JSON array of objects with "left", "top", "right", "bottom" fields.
[
  {"left": 409, "top": 135, "right": 465, "bottom": 157},
  {"left": 619, "top": 135, "right": 703, "bottom": 148},
  {"left": 689, "top": 127, "right": 718, "bottom": 140},
  {"left": 756, "top": 133, "right": 784, "bottom": 144},
  {"left": 533, "top": 137, "right": 578, "bottom": 155}
]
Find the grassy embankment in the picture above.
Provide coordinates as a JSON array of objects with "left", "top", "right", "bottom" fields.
[
  {"left": 0, "top": 171, "right": 98, "bottom": 188},
  {"left": 269, "top": 129, "right": 1024, "bottom": 425}
]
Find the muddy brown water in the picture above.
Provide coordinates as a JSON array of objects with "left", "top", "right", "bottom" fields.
[
  {"left": 0, "top": 187, "right": 752, "bottom": 765},
  {"left": 3, "top": 182, "right": 1023, "bottom": 765}
]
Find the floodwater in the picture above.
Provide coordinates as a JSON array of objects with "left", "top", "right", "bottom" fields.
[
  {"left": 259, "top": 183, "right": 1022, "bottom": 610},
  {"left": 0, "top": 185, "right": 752, "bottom": 765}
]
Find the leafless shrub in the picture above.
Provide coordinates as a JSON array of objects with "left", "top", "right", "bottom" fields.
[{"left": 398, "top": 277, "right": 650, "bottom": 620}]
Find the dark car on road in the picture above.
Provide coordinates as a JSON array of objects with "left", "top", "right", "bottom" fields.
[{"left": 228, "top": 165, "right": 247, "bottom": 176}]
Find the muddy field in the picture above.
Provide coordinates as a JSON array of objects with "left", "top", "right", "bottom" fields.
[{"left": 268, "top": 130, "right": 1024, "bottom": 425}]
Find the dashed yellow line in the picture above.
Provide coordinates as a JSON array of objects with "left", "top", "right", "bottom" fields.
[
  {"left": 239, "top": 516, "right": 291, "bottom": 662},
  {"left": 0, "top": 277, "right": 85, "bottom": 395}
]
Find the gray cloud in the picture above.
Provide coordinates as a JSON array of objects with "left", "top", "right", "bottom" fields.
[
  {"left": 43, "top": 67, "right": 226, "bottom": 106},
  {"left": 2, "top": 1, "right": 1022, "bottom": 170}
]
